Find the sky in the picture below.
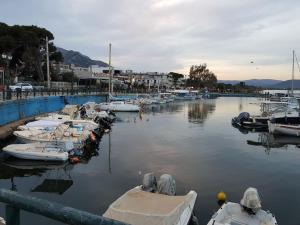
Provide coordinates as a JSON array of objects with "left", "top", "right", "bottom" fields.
[{"left": 1, "top": 0, "right": 300, "bottom": 80}]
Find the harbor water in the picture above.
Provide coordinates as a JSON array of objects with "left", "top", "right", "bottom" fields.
[{"left": 0, "top": 97, "right": 300, "bottom": 224}]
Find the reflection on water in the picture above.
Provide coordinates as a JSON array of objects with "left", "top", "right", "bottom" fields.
[
  {"left": 116, "top": 100, "right": 216, "bottom": 125},
  {"left": 188, "top": 100, "right": 216, "bottom": 124},
  {"left": 1, "top": 98, "right": 300, "bottom": 225},
  {"left": 0, "top": 141, "right": 101, "bottom": 194},
  {"left": 247, "top": 133, "right": 300, "bottom": 154}
]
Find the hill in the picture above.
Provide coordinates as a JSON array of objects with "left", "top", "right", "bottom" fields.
[
  {"left": 57, "top": 47, "right": 108, "bottom": 68},
  {"left": 218, "top": 79, "right": 282, "bottom": 87},
  {"left": 269, "top": 80, "right": 300, "bottom": 89}
]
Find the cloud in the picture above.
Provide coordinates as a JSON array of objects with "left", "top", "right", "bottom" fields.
[{"left": 1, "top": 0, "right": 300, "bottom": 80}]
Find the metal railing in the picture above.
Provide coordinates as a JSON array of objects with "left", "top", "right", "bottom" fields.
[
  {"left": 0, "top": 189, "right": 128, "bottom": 225},
  {"left": 0, "top": 88, "right": 108, "bottom": 102}
]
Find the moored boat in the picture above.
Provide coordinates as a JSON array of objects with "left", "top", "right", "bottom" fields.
[
  {"left": 207, "top": 187, "right": 277, "bottom": 225},
  {"left": 103, "top": 173, "right": 197, "bottom": 225},
  {"left": 2, "top": 143, "right": 70, "bottom": 161},
  {"left": 232, "top": 111, "right": 300, "bottom": 131},
  {"left": 13, "top": 124, "right": 92, "bottom": 148},
  {"left": 99, "top": 101, "right": 140, "bottom": 112}
]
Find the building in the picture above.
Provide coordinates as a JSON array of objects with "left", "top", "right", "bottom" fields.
[
  {"left": 124, "top": 71, "right": 185, "bottom": 89},
  {"left": 51, "top": 62, "right": 73, "bottom": 74}
]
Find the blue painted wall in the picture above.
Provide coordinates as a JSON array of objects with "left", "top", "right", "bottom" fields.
[{"left": 0, "top": 95, "right": 107, "bottom": 126}]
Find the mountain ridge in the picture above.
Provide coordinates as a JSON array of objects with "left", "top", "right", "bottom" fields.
[
  {"left": 57, "top": 47, "right": 108, "bottom": 68},
  {"left": 218, "top": 79, "right": 282, "bottom": 87}
]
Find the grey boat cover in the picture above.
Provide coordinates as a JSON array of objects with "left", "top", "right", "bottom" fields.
[
  {"left": 61, "top": 105, "right": 78, "bottom": 118},
  {"left": 103, "top": 186, "right": 197, "bottom": 225},
  {"left": 158, "top": 174, "right": 176, "bottom": 196}
]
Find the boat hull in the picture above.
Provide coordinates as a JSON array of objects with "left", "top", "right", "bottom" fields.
[
  {"left": 14, "top": 133, "right": 86, "bottom": 149},
  {"left": 268, "top": 121, "right": 300, "bottom": 136},
  {"left": 207, "top": 202, "right": 277, "bottom": 225},
  {"left": 99, "top": 103, "right": 140, "bottom": 112},
  {"left": 3, "top": 144, "right": 69, "bottom": 161}
]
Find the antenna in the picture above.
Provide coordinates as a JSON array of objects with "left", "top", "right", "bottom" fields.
[
  {"left": 292, "top": 50, "right": 295, "bottom": 96},
  {"left": 108, "top": 43, "right": 112, "bottom": 94}
]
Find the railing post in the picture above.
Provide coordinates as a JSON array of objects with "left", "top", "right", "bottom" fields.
[
  {"left": 0, "top": 189, "right": 129, "bottom": 225},
  {"left": 6, "top": 204, "right": 20, "bottom": 225}
]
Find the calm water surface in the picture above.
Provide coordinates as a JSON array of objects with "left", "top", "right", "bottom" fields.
[{"left": 1, "top": 97, "right": 300, "bottom": 225}]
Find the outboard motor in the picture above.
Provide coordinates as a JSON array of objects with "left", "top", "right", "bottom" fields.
[
  {"left": 157, "top": 174, "right": 176, "bottom": 196},
  {"left": 108, "top": 110, "right": 116, "bottom": 118},
  {"left": 232, "top": 112, "right": 250, "bottom": 125},
  {"left": 142, "top": 173, "right": 157, "bottom": 193},
  {"left": 240, "top": 187, "right": 262, "bottom": 215},
  {"left": 79, "top": 106, "right": 87, "bottom": 119}
]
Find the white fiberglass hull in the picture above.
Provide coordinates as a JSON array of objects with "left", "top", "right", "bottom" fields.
[
  {"left": 268, "top": 121, "right": 300, "bottom": 136},
  {"left": 13, "top": 131, "right": 88, "bottom": 149},
  {"left": 99, "top": 102, "right": 140, "bottom": 112},
  {"left": 207, "top": 202, "right": 277, "bottom": 225},
  {"left": 34, "top": 116, "right": 99, "bottom": 131},
  {"left": 3, "top": 143, "right": 69, "bottom": 161}
]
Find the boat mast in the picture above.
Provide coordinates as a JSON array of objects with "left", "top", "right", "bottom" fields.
[
  {"left": 292, "top": 50, "right": 295, "bottom": 96},
  {"left": 109, "top": 43, "right": 112, "bottom": 95}
]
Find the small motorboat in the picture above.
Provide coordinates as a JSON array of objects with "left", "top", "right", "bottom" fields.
[
  {"left": 99, "top": 101, "right": 140, "bottom": 112},
  {"left": 232, "top": 112, "right": 300, "bottom": 131},
  {"left": 103, "top": 173, "right": 197, "bottom": 225},
  {"left": 81, "top": 102, "right": 116, "bottom": 120},
  {"left": 231, "top": 112, "right": 269, "bottom": 130},
  {"left": 13, "top": 124, "right": 92, "bottom": 148},
  {"left": 2, "top": 142, "right": 70, "bottom": 161},
  {"left": 207, "top": 187, "right": 277, "bottom": 225}
]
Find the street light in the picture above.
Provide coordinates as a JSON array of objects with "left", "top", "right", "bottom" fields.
[
  {"left": 1, "top": 53, "right": 12, "bottom": 86},
  {"left": 39, "top": 37, "right": 50, "bottom": 89}
]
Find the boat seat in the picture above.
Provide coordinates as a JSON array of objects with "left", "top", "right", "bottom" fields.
[{"left": 103, "top": 186, "right": 197, "bottom": 225}]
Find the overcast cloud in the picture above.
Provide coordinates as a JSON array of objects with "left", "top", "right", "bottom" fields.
[{"left": 1, "top": 0, "right": 300, "bottom": 80}]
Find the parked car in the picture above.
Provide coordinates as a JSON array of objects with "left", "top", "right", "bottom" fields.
[{"left": 9, "top": 83, "right": 33, "bottom": 91}]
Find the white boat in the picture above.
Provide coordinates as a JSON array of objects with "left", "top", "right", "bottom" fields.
[
  {"left": 81, "top": 102, "right": 115, "bottom": 119},
  {"left": 34, "top": 117, "right": 99, "bottom": 131},
  {"left": 172, "top": 90, "right": 196, "bottom": 101},
  {"left": 2, "top": 143, "right": 69, "bottom": 161},
  {"left": 37, "top": 104, "right": 113, "bottom": 121},
  {"left": 207, "top": 187, "right": 277, "bottom": 225},
  {"left": 268, "top": 120, "right": 300, "bottom": 136},
  {"left": 18, "top": 120, "right": 64, "bottom": 131},
  {"left": 99, "top": 101, "right": 140, "bottom": 112},
  {"left": 13, "top": 124, "right": 92, "bottom": 148},
  {"left": 103, "top": 173, "right": 197, "bottom": 225}
]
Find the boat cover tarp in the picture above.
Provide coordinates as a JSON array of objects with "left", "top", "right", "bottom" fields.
[
  {"left": 25, "top": 120, "right": 64, "bottom": 128},
  {"left": 61, "top": 105, "right": 78, "bottom": 117},
  {"left": 103, "top": 186, "right": 197, "bottom": 225}
]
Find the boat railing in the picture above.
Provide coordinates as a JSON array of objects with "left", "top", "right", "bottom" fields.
[{"left": 0, "top": 188, "right": 128, "bottom": 225}]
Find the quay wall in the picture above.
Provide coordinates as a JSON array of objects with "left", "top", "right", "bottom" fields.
[{"left": 0, "top": 95, "right": 107, "bottom": 126}]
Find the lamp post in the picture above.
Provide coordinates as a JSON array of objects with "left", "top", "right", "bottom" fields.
[
  {"left": 1, "top": 53, "right": 12, "bottom": 87},
  {"left": 40, "top": 37, "right": 50, "bottom": 89},
  {"left": 46, "top": 36, "right": 50, "bottom": 89}
]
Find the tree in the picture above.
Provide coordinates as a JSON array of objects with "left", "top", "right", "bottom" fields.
[
  {"left": 0, "top": 23, "right": 63, "bottom": 82},
  {"left": 187, "top": 64, "right": 217, "bottom": 88},
  {"left": 169, "top": 72, "right": 184, "bottom": 87},
  {"left": 61, "top": 72, "right": 78, "bottom": 82}
]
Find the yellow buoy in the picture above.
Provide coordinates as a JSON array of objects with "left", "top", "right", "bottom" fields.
[{"left": 217, "top": 191, "right": 227, "bottom": 202}]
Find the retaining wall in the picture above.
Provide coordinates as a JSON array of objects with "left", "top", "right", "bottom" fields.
[{"left": 0, "top": 95, "right": 107, "bottom": 126}]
